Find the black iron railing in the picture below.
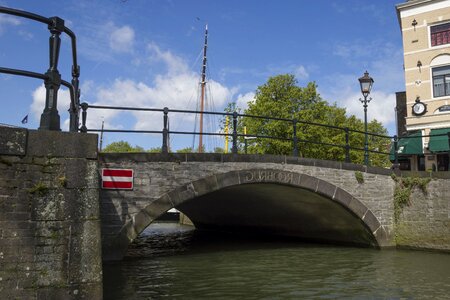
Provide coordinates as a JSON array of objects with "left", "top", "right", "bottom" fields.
[
  {"left": 0, "top": 7, "right": 80, "bottom": 132},
  {"left": 79, "top": 103, "right": 395, "bottom": 165}
]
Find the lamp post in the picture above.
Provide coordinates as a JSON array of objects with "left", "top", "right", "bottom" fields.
[{"left": 358, "top": 71, "right": 374, "bottom": 166}]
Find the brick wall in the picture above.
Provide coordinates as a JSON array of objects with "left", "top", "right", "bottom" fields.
[{"left": 0, "top": 127, "right": 102, "bottom": 299}]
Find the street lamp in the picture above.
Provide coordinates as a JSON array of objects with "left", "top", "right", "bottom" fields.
[{"left": 358, "top": 71, "right": 374, "bottom": 166}]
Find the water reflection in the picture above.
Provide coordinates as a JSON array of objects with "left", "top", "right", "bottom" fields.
[{"left": 104, "top": 222, "right": 450, "bottom": 299}]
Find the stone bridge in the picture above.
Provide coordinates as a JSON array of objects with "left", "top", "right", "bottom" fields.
[
  {"left": 1, "top": 128, "right": 449, "bottom": 299},
  {"left": 100, "top": 153, "right": 401, "bottom": 261}
]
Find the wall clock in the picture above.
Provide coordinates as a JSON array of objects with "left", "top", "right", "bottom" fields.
[{"left": 412, "top": 101, "right": 426, "bottom": 116}]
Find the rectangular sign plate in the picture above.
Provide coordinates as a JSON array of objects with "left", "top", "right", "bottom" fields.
[{"left": 102, "top": 168, "right": 134, "bottom": 190}]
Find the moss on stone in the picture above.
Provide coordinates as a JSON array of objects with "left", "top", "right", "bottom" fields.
[
  {"left": 391, "top": 173, "right": 432, "bottom": 223},
  {"left": 0, "top": 156, "right": 13, "bottom": 166},
  {"left": 354, "top": 171, "right": 364, "bottom": 184},
  {"left": 28, "top": 182, "right": 49, "bottom": 196}
]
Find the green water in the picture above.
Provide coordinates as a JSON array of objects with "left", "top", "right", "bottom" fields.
[{"left": 103, "top": 223, "right": 450, "bottom": 299}]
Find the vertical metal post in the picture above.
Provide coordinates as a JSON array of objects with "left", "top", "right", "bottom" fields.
[
  {"left": 99, "top": 119, "right": 104, "bottom": 151},
  {"left": 292, "top": 119, "right": 298, "bottom": 157},
  {"left": 69, "top": 64, "right": 80, "bottom": 132},
  {"left": 39, "top": 17, "right": 64, "bottom": 131},
  {"left": 344, "top": 127, "right": 350, "bottom": 163},
  {"left": 79, "top": 102, "right": 88, "bottom": 133},
  {"left": 232, "top": 111, "right": 238, "bottom": 154},
  {"left": 162, "top": 107, "right": 169, "bottom": 154},
  {"left": 363, "top": 97, "right": 369, "bottom": 166},
  {"left": 393, "top": 135, "right": 399, "bottom": 170}
]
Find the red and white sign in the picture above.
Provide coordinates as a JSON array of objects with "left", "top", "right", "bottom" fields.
[{"left": 102, "top": 169, "right": 134, "bottom": 190}]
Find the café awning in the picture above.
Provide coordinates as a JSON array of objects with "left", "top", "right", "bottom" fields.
[
  {"left": 390, "top": 131, "right": 423, "bottom": 160},
  {"left": 429, "top": 128, "right": 450, "bottom": 152}
]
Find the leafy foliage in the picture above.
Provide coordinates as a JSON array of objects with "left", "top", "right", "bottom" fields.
[
  {"left": 354, "top": 171, "right": 364, "bottom": 184},
  {"left": 391, "top": 173, "right": 432, "bottom": 222},
  {"left": 225, "top": 74, "right": 391, "bottom": 167},
  {"left": 102, "top": 141, "right": 145, "bottom": 153}
]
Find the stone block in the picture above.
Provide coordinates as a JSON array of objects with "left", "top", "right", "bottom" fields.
[
  {"left": 192, "top": 175, "right": 219, "bottom": 196},
  {"left": 27, "top": 130, "right": 98, "bottom": 159},
  {"left": 299, "top": 174, "right": 318, "bottom": 191},
  {"left": 347, "top": 197, "right": 368, "bottom": 219},
  {"left": 316, "top": 180, "right": 337, "bottom": 199},
  {"left": 144, "top": 195, "right": 172, "bottom": 219},
  {"left": 362, "top": 209, "right": 381, "bottom": 233},
  {"left": 0, "top": 126, "right": 27, "bottom": 156},
  {"left": 133, "top": 210, "right": 152, "bottom": 235},
  {"left": 216, "top": 171, "right": 241, "bottom": 188},
  {"left": 332, "top": 188, "right": 353, "bottom": 207}
]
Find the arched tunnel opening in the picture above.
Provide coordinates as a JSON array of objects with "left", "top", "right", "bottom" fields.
[{"left": 173, "top": 183, "right": 378, "bottom": 248}]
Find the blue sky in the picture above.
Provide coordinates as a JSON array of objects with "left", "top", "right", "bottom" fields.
[{"left": 0, "top": 0, "right": 404, "bottom": 151}]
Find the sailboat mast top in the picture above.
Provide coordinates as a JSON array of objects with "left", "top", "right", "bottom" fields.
[
  {"left": 201, "top": 24, "right": 208, "bottom": 84},
  {"left": 198, "top": 24, "right": 208, "bottom": 153}
]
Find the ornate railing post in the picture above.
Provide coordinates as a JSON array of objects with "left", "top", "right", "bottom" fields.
[
  {"left": 79, "top": 102, "right": 88, "bottom": 133},
  {"left": 69, "top": 64, "right": 80, "bottom": 132},
  {"left": 292, "top": 119, "right": 298, "bottom": 157},
  {"left": 39, "top": 16, "right": 64, "bottom": 131},
  {"left": 344, "top": 127, "right": 350, "bottom": 163},
  {"left": 162, "top": 107, "right": 169, "bottom": 154},
  {"left": 232, "top": 111, "right": 238, "bottom": 154}
]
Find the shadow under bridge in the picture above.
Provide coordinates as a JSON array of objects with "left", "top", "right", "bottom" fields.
[{"left": 176, "top": 180, "right": 378, "bottom": 248}]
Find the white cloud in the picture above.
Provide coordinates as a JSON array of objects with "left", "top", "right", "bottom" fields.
[
  {"left": 294, "top": 65, "right": 309, "bottom": 81},
  {"left": 337, "top": 90, "right": 396, "bottom": 127},
  {"left": 147, "top": 42, "right": 188, "bottom": 75},
  {"left": 235, "top": 92, "right": 255, "bottom": 111},
  {"left": 0, "top": 14, "right": 20, "bottom": 35},
  {"left": 110, "top": 25, "right": 135, "bottom": 53},
  {"left": 78, "top": 21, "right": 135, "bottom": 63},
  {"left": 88, "top": 43, "right": 233, "bottom": 135}
]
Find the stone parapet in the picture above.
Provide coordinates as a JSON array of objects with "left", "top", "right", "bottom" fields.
[{"left": 0, "top": 126, "right": 101, "bottom": 299}]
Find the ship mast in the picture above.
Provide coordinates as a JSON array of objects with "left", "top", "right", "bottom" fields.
[{"left": 198, "top": 24, "right": 208, "bottom": 153}]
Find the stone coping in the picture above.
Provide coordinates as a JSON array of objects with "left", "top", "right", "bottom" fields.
[
  {"left": 0, "top": 126, "right": 98, "bottom": 159},
  {"left": 98, "top": 152, "right": 450, "bottom": 179}
]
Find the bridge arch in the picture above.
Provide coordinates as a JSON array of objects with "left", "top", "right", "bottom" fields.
[{"left": 113, "top": 168, "right": 389, "bottom": 260}]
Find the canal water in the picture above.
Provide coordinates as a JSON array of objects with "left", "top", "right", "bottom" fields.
[{"left": 103, "top": 222, "right": 450, "bottom": 299}]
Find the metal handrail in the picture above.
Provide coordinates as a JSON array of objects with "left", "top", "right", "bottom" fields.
[
  {"left": 79, "top": 103, "right": 395, "bottom": 165},
  {"left": 0, "top": 6, "right": 80, "bottom": 132}
]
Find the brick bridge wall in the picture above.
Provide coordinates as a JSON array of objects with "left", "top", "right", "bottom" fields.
[
  {"left": 0, "top": 127, "right": 102, "bottom": 299},
  {"left": 99, "top": 153, "right": 449, "bottom": 261}
]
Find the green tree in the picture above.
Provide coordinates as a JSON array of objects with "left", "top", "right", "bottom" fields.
[
  {"left": 220, "top": 102, "right": 244, "bottom": 153},
  {"left": 213, "top": 147, "right": 225, "bottom": 153},
  {"left": 102, "top": 141, "right": 145, "bottom": 153},
  {"left": 147, "top": 147, "right": 162, "bottom": 153},
  {"left": 176, "top": 146, "right": 193, "bottom": 153},
  {"left": 240, "top": 74, "right": 391, "bottom": 167}
]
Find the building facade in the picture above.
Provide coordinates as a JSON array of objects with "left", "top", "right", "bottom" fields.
[{"left": 396, "top": 0, "right": 450, "bottom": 171}]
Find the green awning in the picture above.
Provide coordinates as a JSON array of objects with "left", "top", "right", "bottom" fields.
[
  {"left": 429, "top": 128, "right": 450, "bottom": 152},
  {"left": 390, "top": 131, "right": 423, "bottom": 160}
]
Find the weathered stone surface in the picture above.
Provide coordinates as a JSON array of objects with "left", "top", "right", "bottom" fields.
[
  {"left": 27, "top": 130, "right": 98, "bottom": 159},
  {"left": 0, "top": 126, "right": 27, "bottom": 156},
  {"left": 98, "top": 153, "right": 450, "bottom": 261},
  {"left": 0, "top": 129, "right": 101, "bottom": 299}
]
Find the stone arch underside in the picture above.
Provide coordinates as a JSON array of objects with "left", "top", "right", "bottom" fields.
[{"left": 113, "top": 169, "right": 390, "bottom": 260}]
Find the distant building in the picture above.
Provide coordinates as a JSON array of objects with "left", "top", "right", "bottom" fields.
[{"left": 395, "top": 0, "right": 450, "bottom": 171}]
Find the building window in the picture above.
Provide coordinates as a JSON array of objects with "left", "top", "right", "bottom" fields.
[
  {"left": 431, "top": 23, "right": 450, "bottom": 46},
  {"left": 432, "top": 65, "right": 450, "bottom": 97}
]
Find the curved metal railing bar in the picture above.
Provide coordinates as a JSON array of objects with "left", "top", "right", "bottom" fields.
[{"left": 0, "top": 6, "right": 80, "bottom": 132}]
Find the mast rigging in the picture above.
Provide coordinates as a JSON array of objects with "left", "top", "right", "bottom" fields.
[{"left": 198, "top": 24, "right": 208, "bottom": 153}]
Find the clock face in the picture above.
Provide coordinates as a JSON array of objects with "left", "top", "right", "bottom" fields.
[{"left": 412, "top": 102, "right": 426, "bottom": 115}]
